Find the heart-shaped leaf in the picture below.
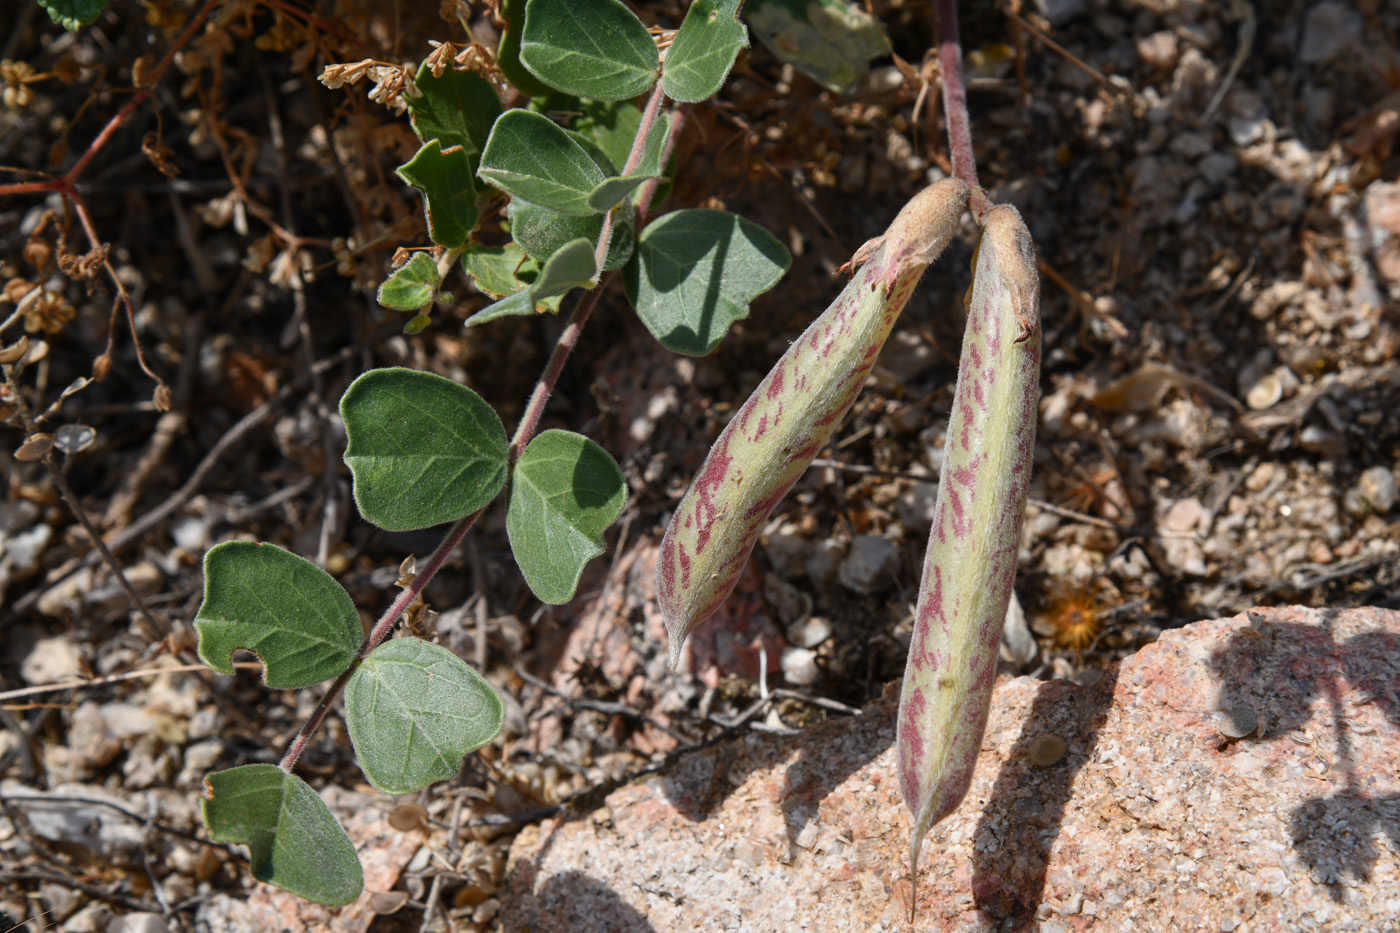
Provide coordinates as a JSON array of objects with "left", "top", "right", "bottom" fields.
[
  {"left": 377, "top": 253, "right": 439, "bottom": 311},
  {"left": 345, "top": 638, "right": 505, "bottom": 795},
  {"left": 662, "top": 0, "right": 749, "bottom": 103},
  {"left": 478, "top": 110, "right": 607, "bottom": 216},
  {"left": 519, "top": 0, "right": 659, "bottom": 102},
  {"left": 397, "top": 141, "right": 479, "bottom": 250},
  {"left": 507, "top": 429, "right": 627, "bottom": 604},
  {"left": 201, "top": 765, "right": 363, "bottom": 906},
  {"left": 195, "top": 542, "right": 360, "bottom": 689},
  {"left": 405, "top": 63, "right": 502, "bottom": 167},
  {"left": 624, "top": 208, "right": 791, "bottom": 355},
  {"left": 340, "top": 368, "right": 509, "bottom": 531}
]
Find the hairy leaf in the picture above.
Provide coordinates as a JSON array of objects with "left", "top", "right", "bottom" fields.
[
  {"left": 530, "top": 237, "right": 598, "bottom": 300},
  {"left": 519, "top": 0, "right": 659, "bottom": 101},
  {"left": 201, "top": 765, "right": 363, "bottom": 906},
  {"left": 498, "top": 0, "right": 553, "bottom": 97},
  {"left": 406, "top": 64, "right": 502, "bottom": 167},
  {"left": 397, "top": 141, "right": 479, "bottom": 250},
  {"left": 662, "top": 0, "right": 749, "bottom": 103},
  {"left": 195, "top": 541, "right": 360, "bottom": 689},
  {"left": 345, "top": 638, "right": 505, "bottom": 795},
  {"left": 377, "top": 253, "right": 439, "bottom": 311},
  {"left": 509, "top": 198, "right": 634, "bottom": 272},
  {"left": 340, "top": 368, "right": 509, "bottom": 531},
  {"left": 585, "top": 114, "right": 669, "bottom": 213},
  {"left": 657, "top": 181, "right": 970, "bottom": 667},
  {"left": 507, "top": 429, "right": 627, "bottom": 604},
  {"left": 478, "top": 109, "right": 607, "bottom": 216},
  {"left": 624, "top": 209, "right": 790, "bottom": 356},
  {"left": 897, "top": 205, "right": 1041, "bottom": 912}
]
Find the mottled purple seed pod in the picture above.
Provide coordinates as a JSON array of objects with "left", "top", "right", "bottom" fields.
[
  {"left": 897, "top": 204, "right": 1040, "bottom": 909},
  {"left": 657, "top": 179, "right": 971, "bottom": 669}
]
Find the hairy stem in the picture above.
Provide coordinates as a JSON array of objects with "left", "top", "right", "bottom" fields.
[{"left": 934, "top": 0, "right": 991, "bottom": 218}]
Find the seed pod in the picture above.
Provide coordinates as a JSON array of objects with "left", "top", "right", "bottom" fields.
[
  {"left": 896, "top": 204, "right": 1040, "bottom": 909},
  {"left": 657, "top": 179, "right": 970, "bottom": 669}
]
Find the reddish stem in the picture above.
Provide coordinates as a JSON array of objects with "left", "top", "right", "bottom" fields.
[{"left": 934, "top": 0, "right": 991, "bottom": 217}]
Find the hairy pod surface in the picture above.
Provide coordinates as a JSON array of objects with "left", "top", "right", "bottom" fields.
[
  {"left": 896, "top": 204, "right": 1040, "bottom": 896},
  {"left": 658, "top": 179, "right": 970, "bottom": 668}
]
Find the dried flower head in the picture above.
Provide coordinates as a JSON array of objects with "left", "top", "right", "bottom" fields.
[
  {"left": 23, "top": 290, "right": 76, "bottom": 336},
  {"left": 319, "top": 60, "right": 421, "bottom": 113},
  {"left": 1, "top": 60, "right": 36, "bottom": 108},
  {"left": 1033, "top": 580, "right": 1105, "bottom": 654}
]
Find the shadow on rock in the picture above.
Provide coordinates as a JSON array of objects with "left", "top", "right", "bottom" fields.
[
  {"left": 1208, "top": 611, "right": 1400, "bottom": 902},
  {"left": 501, "top": 866, "right": 660, "bottom": 933},
  {"left": 972, "top": 667, "right": 1120, "bottom": 927}
]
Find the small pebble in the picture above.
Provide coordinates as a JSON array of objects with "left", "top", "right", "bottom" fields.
[
  {"left": 1356, "top": 466, "right": 1397, "bottom": 514},
  {"left": 781, "top": 646, "right": 820, "bottom": 686},
  {"left": 1027, "top": 734, "right": 1067, "bottom": 766},
  {"left": 837, "top": 535, "right": 898, "bottom": 593},
  {"left": 1215, "top": 705, "right": 1258, "bottom": 740}
]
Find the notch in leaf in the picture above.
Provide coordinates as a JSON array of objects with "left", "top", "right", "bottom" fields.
[
  {"left": 507, "top": 429, "right": 627, "bottom": 603},
  {"left": 624, "top": 209, "right": 791, "bottom": 355},
  {"left": 519, "top": 0, "right": 660, "bottom": 102},
  {"left": 345, "top": 638, "right": 505, "bottom": 795},
  {"left": 340, "top": 368, "right": 509, "bottom": 531},
  {"left": 201, "top": 765, "right": 363, "bottom": 906},
  {"left": 378, "top": 253, "right": 440, "bottom": 311},
  {"left": 398, "top": 141, "right": 479, "bottom": 250},
  {"left": 195, "top": 542, "right": 361, "bottom": 689}
]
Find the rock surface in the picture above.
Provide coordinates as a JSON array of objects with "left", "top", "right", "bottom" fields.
[{"left": 503, "top": 607, "right": 1400, "bottom": 932}]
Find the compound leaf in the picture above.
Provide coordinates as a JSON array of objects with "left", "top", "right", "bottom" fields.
[
  {"left": 507, "top": 429, "right": 627, "bottom": 604},
  {"left": 406, "top": 64, "right": 502, "bottom": 167},
  {"left": 340, "top": 368, "right": 508, "bottom": 531},
  {"left": 397, "top": 141, "right": 479, "bottom": 250},
  {"left": 377, "top": 253, "right": 439, "bottom": 311},
  {"left": 345, "top": 638, "right": 505, "bottom": 795},
  {"left": 195, "top": 541, "right": 359, "bottom": 689},
  {"left": 662, "top": 0, "right": 749, "bottom": 102},
  {"left": 478, "top": 109, "right": 607, "bottom": 216},
  {"left": 519, "top": 0, "right": 659, "bottom": 101},
  {"left": 201, "top": 765, "right": 363, "bottom": 906},
  {"left": 624, "top": 209, "right": 790, "bottom": 355}
]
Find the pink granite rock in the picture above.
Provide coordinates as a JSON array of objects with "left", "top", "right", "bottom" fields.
[{"left": 503, "top": 607, "right": 1400, "bottom": 932}]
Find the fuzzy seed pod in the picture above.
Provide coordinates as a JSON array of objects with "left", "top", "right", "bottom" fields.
[
  {"left": 658, "top": 179, "right": 971, "bottom": 669},
  {"left": 897, "top": 204, "right": 1040, "bottom": 907}
]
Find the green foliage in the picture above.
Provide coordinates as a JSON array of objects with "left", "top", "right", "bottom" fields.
[
  {"left": 507, "top": 429, "right": 627, "bottom": 604},
  {"left": 405, "top": 64, "right": 502, "bottom": 169},
  {"left": 201, "top": 765, "right": 363, "bottom": 906},
  {"left": 624, "top": 209, "right": 791, "bottom": 355},
  {"left": 479, "top": 109, "right": 609, "bottom": 216},
  {"left": 585, "top": 114, "right": 670, "bottom": 212},
  {"left": 746, "top": 0, "right": 888, "bottom": 93},
  {"left": 36, "top": 0, "right": 107, "bottom": 31},
  {"left": 662, "top": 0, "right": 749, "bottom": 103},
  {"left": 340, "top": 368, "right": 509, "bottom": 531},
  {"left": 509, "top": 198, "right": 635, "bottom": 272},
  {"left": 498, "top": 0, "right": 553, "bottom": 97},
  {"left": 194, "top": 542, "right": 360, "bottom": 689},
  {"left": 519, "top": 0, "right": 659, "bottom": 101},
  {"left": 398, "top": 141, "right": 479, "bottom": 250},
  {"left": 345, "top": 638, "right": 506, "bottom": 795},
  {"left": 377, "top": 253, "right": 440, "bottom": 311}
]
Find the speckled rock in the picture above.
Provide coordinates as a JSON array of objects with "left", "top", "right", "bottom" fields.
[{"left": 503, "top": 607, "right": 1400, "bottom": 932}]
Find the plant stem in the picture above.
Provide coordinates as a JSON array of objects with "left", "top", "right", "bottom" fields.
[
  {"left": 280, "top": 64, "right": 667, "bottom": 775},
  {"left": 593, "top": 81, "right": 668, "bottom": 272},
  {"left": 934, "top": 0, "right": 991, "bottom": 218}
]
